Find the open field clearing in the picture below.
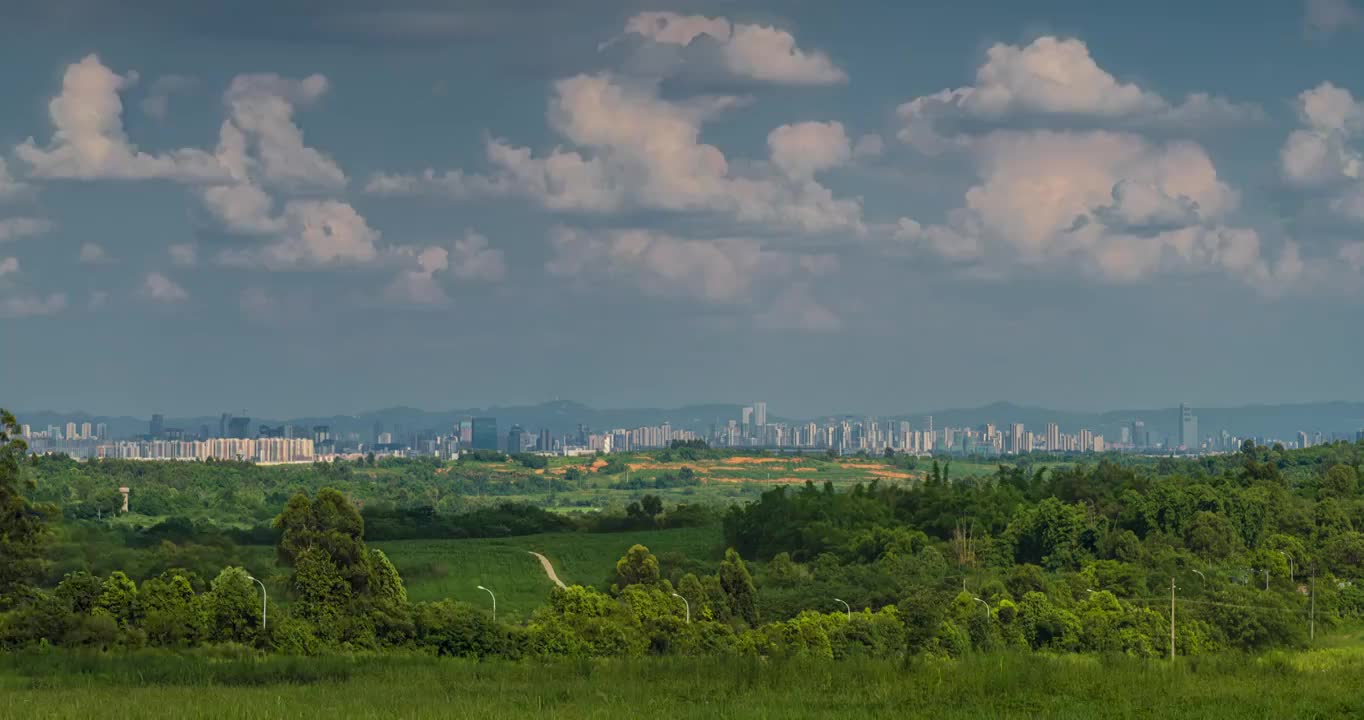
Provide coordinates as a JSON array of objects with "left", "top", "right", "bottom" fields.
[
  {"left": 377, "top": 526, "right": 720, "bottom": 618},
  {"left": 4, "top": 649, "right": 1364, "bottom": 719}
]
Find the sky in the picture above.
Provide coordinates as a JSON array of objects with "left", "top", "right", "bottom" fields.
[{"left": 2, "top": 0, "right": 1364, "bottom": 419}]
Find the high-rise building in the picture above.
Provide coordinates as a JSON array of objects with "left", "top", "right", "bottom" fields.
[
  {"left": 81, "top": 422, "right": 93, "bottom": 439},
  {"left": 1131, "top": 420, "right": 1147, "bottom": 448},
  {"left": 1179, "top": 403, "right": 1198, "bottom": 451},
  {"left": 150, "top": 414, "right": 164, "bottom": 439},
  {"left": 471, "top": 417, "right": 498, "bottom": 450},
  {"left": 753, "top": 402, "right": 767, "bottom": 429},
  {"left": 65, "top": 422, "right": 78, "bottom": 440},
  {"left": 1010, "top": 423, "right": 1025, "bottom": 455},
  {"left": 538, "top": 428, "right": 552, "bottom": 452},
  {"left": 1298, "top": 431, "right": 1310, "bottom": 449},
  {"left": 20, "top": 424, "right": 31, "bottom": 438},
  {"left": 507, "top": 425, "right": 525, "bottom": 454},
  {"left": 219, "top": 413, "right": 231, "bottom": 438},
  {"left": 96, "top": 423, "right": 108, "bottom": 440},
  {"left": 227, "top": 416, "right": 251, "bottom": 439},
  {"left": 741, "top": 406, "right": 753, "bottom": 434},
  {"left": 1046, "top": 423, "right": 1060, "bottom": 452},
  {"left": 1078, "top": 429, "right": 1094, "bottom": 453},
  {"left": 459, "top": 419, "right": 473, "bottom": 445}
]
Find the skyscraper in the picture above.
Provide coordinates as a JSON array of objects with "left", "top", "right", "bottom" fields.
[
  {"left": 1179, "top": 403, "right": 1198, "bottom": 451},
  {"left": 1131, "top": 420, "right": 1147, "bottom": 448},
  {"left": 471, "top": 417, "right": 498, "bottom": 450},
  {"left": 150, "top": 414, "right": 164, "bottom": 439},
  {"left": 81, "top": 422, "right": 92, "bottom": 439},
  {"left": 227, "top": 416, "right": 251, "bottom": 439},
  {"left": 65, "top": 422, "right": 77, "bottom": 440},
  {"left": 507, "top": 425, "right": 525, "bottom": 454},
  {"left": 1010, "top": 423, "right": 1025, "bottom": 454},
  {"left": 1046, "top": 423, "right": 1060, "bottom": 452},
  {"left": 753, "top": 402, "right": 767, "bottom": 429}
]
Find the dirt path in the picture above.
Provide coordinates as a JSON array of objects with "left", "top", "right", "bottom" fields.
[{"left": 528, "top": 551, "right": 567, "bottom": 589}]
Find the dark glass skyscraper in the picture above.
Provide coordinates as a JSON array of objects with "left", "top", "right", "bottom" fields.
[
  {"left": 506, "top": 425, "right": 525, "bottom": 454},
  {"left": 472, "top": 417, "right": 498, "bottom": 450}
]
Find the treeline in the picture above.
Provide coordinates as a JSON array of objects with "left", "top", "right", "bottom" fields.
[
  {"left": 719, "top": 443, "right": 1364, "bottom": 652},
  {"left": 359, "top": 499, "right": 714, "bottom": 540}
]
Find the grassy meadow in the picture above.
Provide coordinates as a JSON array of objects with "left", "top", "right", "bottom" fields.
[
  {"left": 379, "top": 526, "right": 720, "bottom": 618},
  {"left": 4, "top": 645, "right": 1364, "bottom": 719}
]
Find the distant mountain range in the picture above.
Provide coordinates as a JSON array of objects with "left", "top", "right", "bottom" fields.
[{"left": 13, "top": 400, "right": 1364, "bottom": 444}]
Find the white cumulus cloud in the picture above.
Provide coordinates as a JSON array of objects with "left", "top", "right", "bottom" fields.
[
  {"left": 367, "top": 74, "right": 863, "bottom": 234},
  {"left": 892, "top": 130, "right": 1301, "bottom": 289},
  {"left": 619, "top": 12, "right": 846, "bottom": 85},
  {"left": 16, "top": 55, "right": 223, "bottom": 181},
  {"left": 141, "top": 272, "right": 189, "bottom": 302},
  {"left": 896, "top": 37, "right": 1261, "bottom": 152}
]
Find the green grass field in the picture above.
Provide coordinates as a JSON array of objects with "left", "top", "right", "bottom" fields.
[
  {"left": 378, "top": 526, "right": 721, "bottom": 619},
  {"left": 4, "top": 646, "right": 1364, "bottom": 719}
]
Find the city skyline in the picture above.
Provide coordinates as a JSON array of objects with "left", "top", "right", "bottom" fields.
[
  {"left": 2, "top": 2, "right": 1364, "bottom": 417},
  {"left": 18, "top": 398, "right": 1364, "bottom": 464}
]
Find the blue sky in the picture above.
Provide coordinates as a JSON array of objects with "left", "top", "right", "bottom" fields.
[{"left": 2, "top": 0, "right": 1363, "bottom": 418}]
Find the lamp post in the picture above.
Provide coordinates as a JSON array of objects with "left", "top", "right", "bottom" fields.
[
  {"left": 246, "top": 575, "right": 267, "bottom": 632},
  {"left": 834, "top": 598, "right": 851, "bottom": 621},
  {"left": 477, "top": 585, "right": 496, "bottom": 623},
  {"left": 671, "top": 593, "right": 691, "bottom": 624},
  {"left": 973, "top": 597, "right": 990, "bottom": 621}
]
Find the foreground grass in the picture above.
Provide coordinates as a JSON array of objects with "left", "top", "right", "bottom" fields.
[
  {"left": 2, "top": 648, "right": 1363, "bottom": 719},
  {"left": 377, "top": 526, "right": 720, "bottom": 618}
]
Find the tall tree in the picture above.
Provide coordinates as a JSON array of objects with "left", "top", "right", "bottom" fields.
[
  {"left": 718, "top": 548, "right": 759, "bottom": 625},
  {"left": 0, "top": 409, "right": 52, "bottom": 596}
]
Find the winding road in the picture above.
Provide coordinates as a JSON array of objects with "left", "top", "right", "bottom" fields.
[{"left": 528, "top": 551, "right": 567, "bottom": 589}]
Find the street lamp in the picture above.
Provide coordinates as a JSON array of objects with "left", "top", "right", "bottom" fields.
[
  {"left": 671, "top": 593, "right": 691, "bottom": 624},
  {"left": 834, "top": 598, "right": 851, "bottom": 621},
  {"left": 477, "top": 585, "right": 496, "bottom": 623},
  {"left": 246, "top": 575, "right": 267, "bottom": 631},
  {"left": 973, "top": 596, "right": 990, "bottom": 621}
]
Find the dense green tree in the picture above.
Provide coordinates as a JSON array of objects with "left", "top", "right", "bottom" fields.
[
  {"left": 0, "top": 410, "right": 52, "bottom": 595},
  {"left": 613, "top": 544, "right": 661, "bottom": 590},
  {"left": 719, "top": 548, "right": 759, "bottom": 625},
  {"left": 1321, "top": 464, "right": 1359, "bottom": 499},
  {"left": 202, "top": 567, "right": 261, "bottom": 644},
  {"left": 97, "top": 571, "right": 140, "bottom": 627}
]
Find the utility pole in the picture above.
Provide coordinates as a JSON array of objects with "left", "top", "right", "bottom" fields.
[
  {"left": 1169, "top": 577, "right": 1176, "bottom": 661},
  {"left": 1310, "top": 574, "right": 1315, "bottom": 642}
]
